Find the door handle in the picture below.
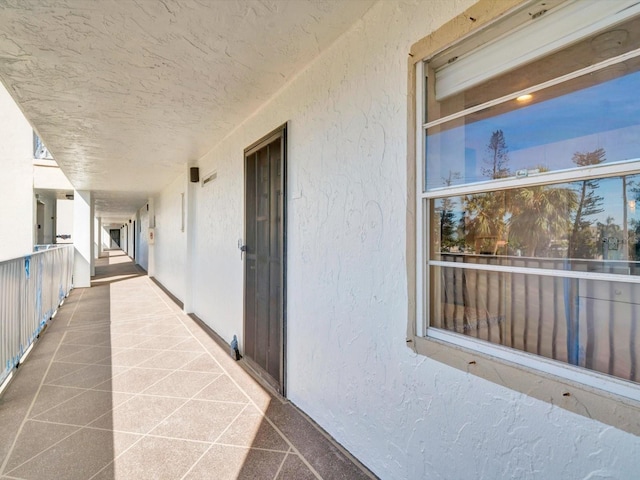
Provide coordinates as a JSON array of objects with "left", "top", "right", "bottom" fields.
[{"left": 239, "top": 244, "right": 247, "bottom": 260}]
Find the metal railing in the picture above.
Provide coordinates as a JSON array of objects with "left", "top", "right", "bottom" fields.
[{"left": 0, "top": 245, "right": 74, "bottom": 388}]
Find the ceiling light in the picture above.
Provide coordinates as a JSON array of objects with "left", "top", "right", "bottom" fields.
[{"left": 516, "top": 94, "right": 533, "bottom": 102}]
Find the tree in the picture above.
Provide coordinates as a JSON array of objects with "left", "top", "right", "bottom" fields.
[
  {"left": 568, "top": 148, "right": 606, "bottom": 259},
  {"left": 482, "top": 129, "right": 510, "bottom": 179}
]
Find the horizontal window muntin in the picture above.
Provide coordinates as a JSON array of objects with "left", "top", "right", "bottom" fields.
[
  {"left": 424, "top": 50, "right": 640, "bottom": 191},
  {"left": 430, "top": 174, "right": 640, "bottom": 276}
]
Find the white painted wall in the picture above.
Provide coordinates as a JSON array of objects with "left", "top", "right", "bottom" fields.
[
  {"left": 0, "top": 83, "right": 33, "bottom": 261},
  {"left": 137, "top": 203, "right": 149, "bottom": 271},
  {"left": 153, "top": 1, "right": 640, "bottom": 478},
  {"left": 36, "top": 192, "right": 57, "bottom": 244},
  {"left": 153, "top": 172, "right": 187, "bottom": 302},
  {"left": 55, "top": 199, "right": 73, "bottom": 243}
]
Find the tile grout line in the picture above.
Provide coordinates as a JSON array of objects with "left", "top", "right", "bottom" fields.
[
  {"left": 179, "top": 315, "right": 324, "bottom": 479},
  {"left": 272, "top": 447, "right": 293, "bottom": 480},
  {"left": 65, "top": 288, "right": 86, "bottom": 327},
  {"left": 178, "top": 444, "right": 213, "bottom": 480},
  {"left": 1, "top": 285, "right": 83, "bottom": 470},
  {"left": 148, "top": 286, "right": 325, "bottom": 480},
  {"left": 0, "top": 332, "right": 79, "bottom": 477}
]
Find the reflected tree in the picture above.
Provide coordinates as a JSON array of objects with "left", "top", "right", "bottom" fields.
[
  {"left": 464, "top": 131, "right": 511, "bottom": 254},
  {"left": 509, "top": 176, "right": 577, "bottom": 257},
  {"left": 568, "top": 148, "right": 605, "bottom": 259},
  {"left": 436, "top": 172, "right": 462, "bottom": 251},
  {"left": 482, "top": 129, "right": 511, "bottom": 179}
]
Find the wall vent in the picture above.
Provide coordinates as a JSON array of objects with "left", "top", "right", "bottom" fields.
[{"left": 202, "top": 171, "right": 217, "bottom": 187}]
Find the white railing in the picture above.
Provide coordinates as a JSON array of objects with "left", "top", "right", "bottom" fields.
[{"left": 0, "top": 245, "right": 74, "bottom": 389}]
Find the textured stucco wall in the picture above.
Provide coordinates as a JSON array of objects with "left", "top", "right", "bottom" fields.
[
  {"left": 154, "top": 0, "right": 640, "bottom": 478},
  {"left": 154, "top": 172, "right": 187, "bottom": 302},
  {"left": 0, "top": 83, "right": 33, "bottom": 261}
]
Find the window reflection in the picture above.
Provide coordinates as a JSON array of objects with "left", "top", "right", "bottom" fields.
[
  {"left": 433, "top": 174, "right": 640, "bottom": 273},
  {"left": 425, "top": 59, "right": 640, "bottom": 191}
]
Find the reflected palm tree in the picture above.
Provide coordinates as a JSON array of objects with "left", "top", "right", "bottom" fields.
[{"left": 508, "top": 178, "right": 577, "bottom": 257}]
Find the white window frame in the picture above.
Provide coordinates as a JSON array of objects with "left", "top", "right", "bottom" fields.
[{"left": 415, "top": 5, "right": 640, "bottom": 403}]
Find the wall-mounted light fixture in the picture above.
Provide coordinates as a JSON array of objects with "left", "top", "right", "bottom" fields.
[{"left": 190, "top": 167, "right": 200, "bottom": 183}]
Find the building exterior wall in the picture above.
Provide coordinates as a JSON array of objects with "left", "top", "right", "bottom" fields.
[
  {"left": 137, "top": 204, "right": 149, "bottom": 272},
  {"left": 0, "top": 83, "right": 34, "bottom": 261},
  {"left": 153, "top": 172, "right": 187, "bottom": 302},
  {"left": 153, "top": 1, "right": 640, "bottom": 478}
]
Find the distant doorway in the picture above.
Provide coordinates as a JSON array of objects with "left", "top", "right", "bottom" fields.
[
  {"left": 36, "top": 201, "right": 45, "bottom": 244},
  {"left": 243, "top": 124, "right": 287, "bottom": 395},
  {"left": 109, "top": 229, "right": 120, "bottom": 248}
]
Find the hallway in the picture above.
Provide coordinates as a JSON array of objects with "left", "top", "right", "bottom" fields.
[{"left": 0, "top": 251, "right": 372, "bottom": 480}]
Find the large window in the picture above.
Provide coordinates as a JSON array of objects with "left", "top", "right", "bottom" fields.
[{"left": 418, "top": 1, "right": 640, "bottom": 400}]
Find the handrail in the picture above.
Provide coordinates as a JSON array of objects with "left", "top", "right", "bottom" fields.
[{"left": 0, "top": 245, "right": 74, "bottom": 389}]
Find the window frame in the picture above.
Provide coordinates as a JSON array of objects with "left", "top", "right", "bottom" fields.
[{"left": 407, "top": 0, "right": 640, "bottom": 435}]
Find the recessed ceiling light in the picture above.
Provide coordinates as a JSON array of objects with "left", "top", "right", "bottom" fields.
[{"left": 516, "top": 94, "right": 533, "bottom": 102}]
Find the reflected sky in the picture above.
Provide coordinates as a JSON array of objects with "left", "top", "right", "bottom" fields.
[{"left": 426, "top": 69, "right": 640, "bottom": 190}]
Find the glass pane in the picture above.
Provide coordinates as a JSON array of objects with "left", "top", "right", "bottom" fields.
[
  {"left": 431, "top": 174, "right": 640, "bottom": 274},
  {"left": 430, "top": 266, "right": 640, "bottom": 382},
  {"left": 425, "top": 56, "right": 640, "bottom": 190}
]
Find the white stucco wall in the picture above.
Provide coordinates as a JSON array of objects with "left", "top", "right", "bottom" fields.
[
  {"left": 0, "top": 83, "right": 33, "bottom": 261},
  {"left": 153, "top": 172, "right": 187, "bottom": 302},
  {"left": 154, "top": 1, "right": 640, "bottom": 478}
]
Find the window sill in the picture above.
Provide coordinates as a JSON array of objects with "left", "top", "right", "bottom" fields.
[{"left": 411, "top": 335, "right": 640, "bottom": 436}]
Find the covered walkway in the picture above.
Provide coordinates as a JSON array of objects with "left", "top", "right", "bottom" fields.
[{"left": 0, "top": 251, "right": 372, "bottom": 480}]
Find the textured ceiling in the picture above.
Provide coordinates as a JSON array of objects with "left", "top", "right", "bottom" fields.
[{"left": 0, "top": 0, "right": 375, "bottom": 222}]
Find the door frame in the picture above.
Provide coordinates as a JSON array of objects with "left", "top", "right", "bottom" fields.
[{"left": 243, "top": 123, "right": 287, "bottom": 396}]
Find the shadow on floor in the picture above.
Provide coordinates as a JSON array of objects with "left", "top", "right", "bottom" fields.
[{"left": 0, "top": 250, "right": 375, "bottom": 480}]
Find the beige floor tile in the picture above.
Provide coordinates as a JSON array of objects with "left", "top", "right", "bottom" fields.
[
  {"left": 275, "top": 453, "right": 317, "bottom": 480},
  {"left": 94, "top": 436, "right": 209, "bottom": 480},
  {"left": 136, "top": 349, "right": 201, "bottom": 370},
  {"left": 33, "top": 390, "right": 133, "bottom": 427},
  {"left": 52, "top": 346, "right": 114, "bottom": 365},
  {"left": 44, "top": 361, "right": 88, "bottom": 383},
  {"left": 108, "top": 333, "right": 151, "bottom": 348},
  {"left": 134, "top": 335, "right": 188, "bottom": 351},
  {"left": 93, "top": 367, "right": 171, "bottom": 394},
  {"left": 170, "top": 337, "right": 206, "bottom": 352},
  {"left": 142, "top": 371, "right": 220, "bottom": 398},
  {"left": 150, "top": 399, "right": 246, "bottom": 442},
  {"left": 29, "top": 385, "right": 87, "bottom": 417},
  {"left": 195, "top": 374, "right": 250, "bottom": 404},
  {"left": 6, "top": 428, "right": 140, "bottom": 480},
  {"left": 3, "top": 420, "right": 79, "bottom": 472},
  {"left": 179, "top": 353, "right": 223, "bottom": 373},
  {"left": 184, "top": 444, "right": 286, "bottom": 480},
  {"left": 46, "top": 364, "right": 128, "bottom": 389},
  {"left": 108, "top": 348, "right": 163, "bottom": 367},
  {"left": 217, "top": 405, "right": 289, "bottom": 452},
  {"left": 90, "top": 394, "right": 186, "bottom": 434},
  {"left": 61, "top": 330, "right": 112, "bottom": 347}
]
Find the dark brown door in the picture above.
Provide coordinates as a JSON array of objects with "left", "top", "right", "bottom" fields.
[{"left": 244, "top": 125, "right": 286, "bottom": 394}]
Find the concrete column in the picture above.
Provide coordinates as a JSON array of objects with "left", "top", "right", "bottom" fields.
[
  {"left": 73, "top": 190, "right": 94, "bottom": 287},
  {"left": 183, "top": 167, "right": 197, "bottom": 313},
  {"left": 96, "top": 216, "right": 103, "bottom": 258}
]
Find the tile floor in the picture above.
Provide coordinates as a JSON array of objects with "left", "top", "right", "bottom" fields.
[{"left": 0, "top": 250, "right": 374, "bottom": 480}]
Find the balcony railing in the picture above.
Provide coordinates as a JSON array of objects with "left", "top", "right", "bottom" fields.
[{"left": 0, "top": 245, "right": 74, "bottom": 389}]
